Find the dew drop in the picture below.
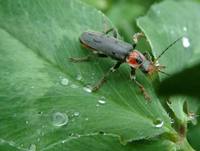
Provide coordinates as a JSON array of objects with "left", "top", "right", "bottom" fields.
[
  {"left": 85, "top": 117, "right": 89, "bottom": 121},
  {"left": 153, "top": 118, "right": 164, "bottom": 128},
  {"left": 170, "top": 119, "right": 174, "bottom": 124},
  {"left": 183, "top": 26, "right": 187, "bottom": 32},
  {"left": 98, "top": 100, "right": 106, "bottom": 105},
  {"left": 60, "top": 78, "right": 69, "bottom": 86},
  {"left": 52, "top": 112, "right": 69, "bottom": 127},
  {"left": 29, "top": 144, "right": 36, "bottom": 151},
  {"left": 83, "top": 86, "right": 92, "bottom": 93},
  {"left": 74, "top": 112, "right": 80, "bottom": 117},
  {"left": 26, "top": 121, "right": 29, "bottom": 124},
  {"left": 182, "top": 37, "right": 190, "bottom": 48},
  {"left": 76, "top": 74, "right": 82, "bottom": 81}
]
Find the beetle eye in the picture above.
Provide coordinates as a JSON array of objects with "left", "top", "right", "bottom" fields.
[{"left": 136, "top": 56, "right": 143, "bottom": 64}]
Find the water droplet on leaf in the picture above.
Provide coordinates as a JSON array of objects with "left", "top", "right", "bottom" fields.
[
  {"left": 182, "top": 37, "right": 190, "bottom": 48},
  {"left": 60, "top": 78, "right": 69, "bottom": 86},
  {"left": 153, "top": 118, "right": 164, "bottom": 128},
  {"left": 74, "top": 112, "right": 80, "bottom": 117},
  {"left": 52, "top": 112, "right": 69, "bottom": 127},
  {"left": 98, "top": 100, "right": 106, "bottom": 105},
  {"left": 76, "top": 74, "right": 82, "bottom": 81},
  {"left": 183, "top": 26, "right": 187, "bottom": 32},
  {"left": 170, "top": 119, "right": 174, "bottom": 124},
  {"left": 83, "top": 86, "right": 92, "bottom": 93}
]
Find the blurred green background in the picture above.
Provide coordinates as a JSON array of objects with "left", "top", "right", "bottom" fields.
[{"left": 81, "top": 0, "right": 161, "bottom": 43}]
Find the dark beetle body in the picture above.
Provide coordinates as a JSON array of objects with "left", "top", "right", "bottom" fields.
[
  {"left": 71, "top": 30, "right": 180, "bottom": 100},
  {"left": 79, "top": 31, "right": 133, "bottom": 61}
]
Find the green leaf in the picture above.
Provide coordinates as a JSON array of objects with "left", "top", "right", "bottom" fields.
[
  {"left": 187, "top": 119, "right": 200, "bottom": 151},
  {"left": 80, "top": 0, "right": 110, "bottom": 11},
  {"left": 0, "top": 0, "right": 176, "bottom": 150},
  {"left": 137, "top": 0, "right": 200, "bottom": 98},
  {"left": 137, "top": 0, "right": 200, "bottom": 150},
  {"left": 41, "top": 135, "right": 176, "bottom": 151}
]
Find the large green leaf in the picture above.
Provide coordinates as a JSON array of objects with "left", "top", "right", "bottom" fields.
[
  {"left": 0, "top": 0, "right": 178, "bottom": 150},
  {"left": 137, "top": 0, "right": 200, "bottom": 150},
  {"left": 188, "top": 117, "right": 200, "bottom": 151},
  {"left": 137, "top": 0, "right": 200, "bottom": 98}
]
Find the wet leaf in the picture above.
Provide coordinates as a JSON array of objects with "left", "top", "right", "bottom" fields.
[
  {"left": 137, "top": 0, "right": 200, "bottom": 98},
  {"left": 0, "top": 0, "right": 176, "bottom": 150},
  {"left": 137, "top": 0, "right": 200, "bottom": 150}
]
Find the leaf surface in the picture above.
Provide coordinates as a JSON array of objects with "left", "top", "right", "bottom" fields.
[{"left": 0, "top": 0, "right": 174, "bottom": 150}]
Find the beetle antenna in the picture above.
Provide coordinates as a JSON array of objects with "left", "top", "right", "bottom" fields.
[
  {"left": 154, "top": 36, "right": 182, "bottom": 63},
  {"left": 158, "top": 69, "right": 171, "bottom": 76}
]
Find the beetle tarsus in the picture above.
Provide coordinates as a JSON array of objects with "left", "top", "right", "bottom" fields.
[
  {"left": 130, "top": 67, "right": 150, "bottom": 101},
  {"left": 134, "top": 79, "right": 151, "bottom": 101},
  {"left": 91, "top": 75, "right": 107, "bottom": 92}
]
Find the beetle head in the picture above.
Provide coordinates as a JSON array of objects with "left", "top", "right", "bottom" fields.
[
  {"left": 140, "top": 61, "right": 168, "bottom": 75},
  {"left": 127, "top": 36, "right": 182, "bottom": 76}
]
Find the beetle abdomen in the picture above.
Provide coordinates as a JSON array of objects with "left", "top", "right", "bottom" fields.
[{"left": 79, "top": 31, "right": 133, "bottom": 61}]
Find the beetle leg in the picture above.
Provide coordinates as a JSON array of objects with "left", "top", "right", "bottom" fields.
[
  {"left": 91, "top": 61, "right": 122, "bottom": 92},
  {"left": 130, "top": 67, "right": 150, "bottom": 100},
  {"left": 132, "top": 32, "right": 144, "bottom": 44},
  {"left": 104, "top": 28, "right": 118, "bottom": 38}
]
